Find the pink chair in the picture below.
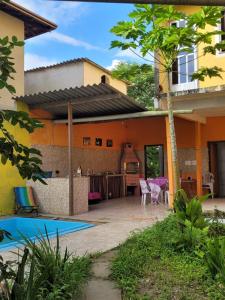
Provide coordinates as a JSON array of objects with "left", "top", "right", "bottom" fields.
[{"left": 139, "top": 179, "right": 150, "bottom": 205}]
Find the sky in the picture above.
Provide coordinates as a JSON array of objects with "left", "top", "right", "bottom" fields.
[{"left": 14, "top": 0, "right": 145, "bottom": 71}]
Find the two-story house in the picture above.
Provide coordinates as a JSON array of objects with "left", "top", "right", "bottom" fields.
[
  {"left": 158, "top": 6, "right": 225, "bottom": 200},
  {"left": 9, "top": 4, "right": 225, "bottom": 214}
]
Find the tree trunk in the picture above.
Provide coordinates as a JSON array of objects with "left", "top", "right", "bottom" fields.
[
  {"left": 166, "top": 71, "right": 181, "bottom": 193},
  {"left": 61, "top": 0, "right": 225, "bottom": 6}
]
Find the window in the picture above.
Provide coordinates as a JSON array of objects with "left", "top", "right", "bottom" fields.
[
  {"left": 171, "top": 20, "right": 196, "bottom": 89},
  {"left": 101, "top": 75, "right": 109, "bottom": 84},
  {"left": 172, "top": 51, "right": 195, "bottom": 85}
]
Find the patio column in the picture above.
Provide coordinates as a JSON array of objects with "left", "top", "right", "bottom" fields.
[
  {"left": 68, "top": 101, "right": 74, "bottom": 215},
  {"left": 165, "top": 116, "right": 175, "bottom": 208},
  {"left": 195, "top": 122, "right": 203, "bottom": 196}
]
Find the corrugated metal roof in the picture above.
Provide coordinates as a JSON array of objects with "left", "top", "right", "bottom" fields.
[
  {"left": 25, "top": 58, "right": 86, "bottom": 73},
  {"left": 15, "top": 83, "right": 146, "bottom": 119}
]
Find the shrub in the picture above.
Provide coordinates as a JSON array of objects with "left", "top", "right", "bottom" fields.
[
  {"left": 208, "top": 223, "right": 225, "bottom": 238},
  {"left": 0, "top": 230, "right": 91, "bottom": 300},
  {"left": 22, "top": 229, "right": 91, "bottom": 300},
  {"left": 0, "top": 248, "right": 37, "bottom": 300},
  {"left": 174, "top": 189, "right": 208, "bottom": 230}
]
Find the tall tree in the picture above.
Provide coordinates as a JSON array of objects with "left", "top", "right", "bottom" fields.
[
  {"left": 111, "top": 5, "right": 225, "bottom": 196},
  {"left": 111, "top": 62, "right": 155, "bottom": 108}
]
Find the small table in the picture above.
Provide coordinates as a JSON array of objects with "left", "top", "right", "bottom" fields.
[
  {"left": 181, "top": 179, "right": 197, "bottom": 198},
  {"left": 147, "top": 178, "right": 168, "bottom": 190}
]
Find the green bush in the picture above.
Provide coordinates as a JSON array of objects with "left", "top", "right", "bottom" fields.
[
  {"left": 205, "top": 238, "right": 225, "bottom": 280},
  {"left": 208, "top": 222, "right": 225, "bottom": 237},
  {"left": 174, "top": 189, "right": 208, "bottom": 230},
  {"left": 22, "top": 230, "right": 91, "bottom": 300},
  {"left": 0, "top": 248, "right": 37, "bottom": 300},
  {"left": 0, "top": 230, "right": 91, "bottom": 300},
  {"left": 111, "top": 215, "right": 222, "bottom": 299}
]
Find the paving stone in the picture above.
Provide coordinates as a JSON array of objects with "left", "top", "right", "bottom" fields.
[
  {"left": 81, "top": 279, "right": 121, "bottom": 300},
  {"left": 92, "top": 261, "right": 111, "bottom": 279},
  {"left": 97, "top": 250, "right": 118, "bottom": 262}
]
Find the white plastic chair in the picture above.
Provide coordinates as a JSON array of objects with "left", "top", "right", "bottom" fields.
[
  {"left": 202, "top": 172, "right": 214, "bottom": 198},
  {"left": 148, "top": 182, "right": 161, "bottom": 204},
  {"left": 139, "top": 179, "right": 150, "bottom": 206}
]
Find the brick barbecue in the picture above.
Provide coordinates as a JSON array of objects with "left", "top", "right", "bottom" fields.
[{"left": 121, "top": 143, "right": 141, "bottom": 195}]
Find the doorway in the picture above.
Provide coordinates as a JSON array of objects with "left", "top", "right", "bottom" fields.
[
  {"left": 144, "top": 145, "right": 164, "bottom": 179},
  {"left": 209, "top": 141, "right": 225, "bottom": 197}
]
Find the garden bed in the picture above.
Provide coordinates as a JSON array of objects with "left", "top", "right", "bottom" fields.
[{"left": 111, "top": 215, "right": 225, "bottom": 300}]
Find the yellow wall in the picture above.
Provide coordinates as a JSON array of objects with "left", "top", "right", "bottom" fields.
[
  {"left": 84, "top": 62, "right": 128, "bottom": 94},
  {"left": 0, "top": 11, "right": 24, "bottom": 108},
  {"left": 159, "top": 5, "right": 225, "bottom": 92},
  {"left": 0, "top": 11, "right": 28, "bottom": 214}
]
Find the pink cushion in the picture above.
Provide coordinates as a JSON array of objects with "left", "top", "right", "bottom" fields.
[{"left": 88, "top": 192, "right": 102, "bottom": 200}]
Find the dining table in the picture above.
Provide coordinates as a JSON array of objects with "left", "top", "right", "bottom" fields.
[{"left": 147, "top": 177, "right": 168, "bottom": 190}]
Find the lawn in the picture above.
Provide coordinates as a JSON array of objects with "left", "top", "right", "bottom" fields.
[{"left": 111, "top": 214, "right": 225, "bottom": 300}]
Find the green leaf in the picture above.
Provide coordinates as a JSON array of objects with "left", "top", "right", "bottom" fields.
[
  {"left": 192, "top": 66, "right": 223, "bottom": 81},
  {"left": 1, "top": 154, "right": 8, "bottom": 165}
]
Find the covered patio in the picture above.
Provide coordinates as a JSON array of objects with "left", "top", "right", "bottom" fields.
[{"left": 16, "top": 83, "right": 217, "bottom": 215}]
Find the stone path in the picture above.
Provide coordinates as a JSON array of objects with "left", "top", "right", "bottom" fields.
[{"left": 80, "top": 250, "right": 121, "bottom": 300}]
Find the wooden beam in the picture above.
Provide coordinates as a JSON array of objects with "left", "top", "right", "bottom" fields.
[
  {"left": 68, "top": 101, "right": 74, "bottom": 216},
  {"left": 54, "top": 110, "right": 193, "bottom": 124},
  {"left": 56, "top": 0, "right": 225, "bottom": 6}
]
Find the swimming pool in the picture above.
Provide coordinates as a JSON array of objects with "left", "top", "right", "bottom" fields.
[{"left": 0, "top": 217, "right": 94, "bottom": 251}]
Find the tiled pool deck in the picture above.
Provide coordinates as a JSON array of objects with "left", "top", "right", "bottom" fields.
[
  {"left": 1, "top": 196, "right": 169, "bottom": 259},
  {"left": 1, "top": 196, "right": 225, "bottom": 260}
]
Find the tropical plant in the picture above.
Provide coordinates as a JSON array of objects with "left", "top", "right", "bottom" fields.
[
  {"left": 174, "top": 189, "right": 208, "bottom": 230},
  {"left": 0, "top": 248, "right": 38, "bottom": 300},
  {"left": 111, "top": 62, "right": 155, "bottom": 108},
  {"left": 111, "top": 5, "right": 225, "bottom": 196},
  {"left": 205, "top": 238, "right": 225, "bottom": 280},
  {"left": 21, "top": 229, "right": 91, "bottom": 299},
  {"left": 0, "top": 230, "right": 91, "bottom": 299}
]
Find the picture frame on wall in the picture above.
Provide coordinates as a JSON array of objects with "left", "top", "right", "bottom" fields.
[
  {"left": 95, "top": 138, "right": 102, "bottom": 146},
  {"left": 106, "top": 139, "right": 113, "bottom": 147},
  {"left": 83, "top": 137, "right": 91, "bottom": 146}
]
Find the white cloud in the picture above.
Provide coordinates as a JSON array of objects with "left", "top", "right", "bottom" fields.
[
  {"left": 27, "top": 31, "right": 102, "bottom": 51},
  {"left": 116, "top": 49, "right": 154, "bottom": 64},
  {"left": 106, "top": 59, "right": 123, "bottom": 71},
  {"left": 48, "top": 32, "right": 102, "bottom": 51},
  {"left": 25, "top": 53, "right": 58, "bottom": 70},
  {"left": 14, "top": 0, "right": 86, "bottom": 24}
]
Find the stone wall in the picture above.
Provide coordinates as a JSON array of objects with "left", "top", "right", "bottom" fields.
[
  {"left": 34, "top": 144, "right": 121, "bottom": 177},
  {"left": 28, "top": 177, "right": 89, "bottom": 216},
  {"left": 35, "top": 144, "right": 209, "bottom": 179},
  {"left": 164, "top": 147, "right": 209, "bottom": 178}
]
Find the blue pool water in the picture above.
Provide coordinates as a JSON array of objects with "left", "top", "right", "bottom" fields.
[{"left": 0, "top": 217, "right": 94, "bottom": 251}]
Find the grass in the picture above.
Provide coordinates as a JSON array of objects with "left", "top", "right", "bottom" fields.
[{"left": 111, "top": 215, "right": 224, "bottom": 300}]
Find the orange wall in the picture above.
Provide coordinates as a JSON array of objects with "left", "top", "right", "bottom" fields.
[
  {"left": 126, "top": 117, "right": 166, "bottom": 150},
  {"left": 202, "top": 117, "right": 225, "bottom": 146},
  {"left": 31, "top": 109, "right": 197, "bottom": 151}
]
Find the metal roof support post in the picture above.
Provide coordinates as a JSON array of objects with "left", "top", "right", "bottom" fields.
[{"left": 68, "top": 101, "right": 74, "bottom": 215}]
